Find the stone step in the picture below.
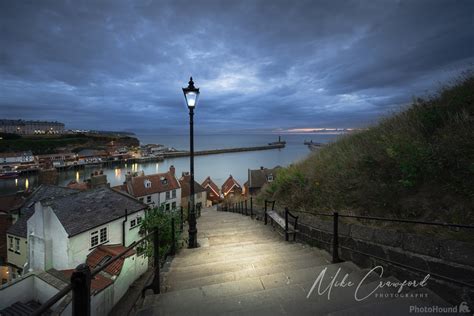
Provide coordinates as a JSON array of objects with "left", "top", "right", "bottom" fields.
[
  {"left": 140, "top": 264, "right": 394, "bottom": 315},
  {"left": 169, "top": 243, "right": 325, "bottom": 268},
  {"left": 164, "top": 253, "right": 335, "bottom": 291},
  {"left": 165, "top": 253, "right": 330, "bottom": 284}
]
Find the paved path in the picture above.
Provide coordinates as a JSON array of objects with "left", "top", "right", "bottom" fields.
[{"left": 136, "top": 207, "right": 449, "bottom": 315}]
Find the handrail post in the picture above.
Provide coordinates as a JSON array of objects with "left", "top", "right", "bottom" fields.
[
  {"left": 71, "top": 263, "right": 91, "bottom": 316},
  {"left": 264, "top": 200, "right": 268, "bottom": 225},
  {"left": 285, "top": 208, "right": 289, "bottom": 241},
  {"left": 171, "top": 217, "right": 176, "bottom": 255},
  {"left": 152, "top": 228, "right": 160, "bottom": 294},
  {"left": 250, "top": 197, "right": 253, "bottom": 218},
  {"left": 332, "top": 212, "right": 341, "bottom": 263}
]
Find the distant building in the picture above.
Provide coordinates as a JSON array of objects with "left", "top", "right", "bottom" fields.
[
  {"left": 246, "top": 166, "right": 282, "bottom": 195},
  {"left": 113, "top": 166, "right": 181, "bottom": 211},
  {"left": 0, "top": 151, "right": 34, "bottom": 166},
  {"left": 201, "top": 177, "right": 221, "bottom": 206},
  {"left": 221, "top": 175, "right": 243, "bottom": 198},
  {"left": 179, "top": 172, "right": 207, "bottom": 210},
  {"left": 0, "top": 119, "right": 65, "bottom": 135}
]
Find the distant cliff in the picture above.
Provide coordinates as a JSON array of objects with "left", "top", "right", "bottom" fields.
[
  {"left": 0, "top": 133, "right": 140, "bottom": 154},
  {"left": 259, "top": 75, "right": 474, "bottom": 224}
]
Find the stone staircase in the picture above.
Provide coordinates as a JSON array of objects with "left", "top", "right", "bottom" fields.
[{"left": 136, "top": 207, "right": 452, "bottom": 315}]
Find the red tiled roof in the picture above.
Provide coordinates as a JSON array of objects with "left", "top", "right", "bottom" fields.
[
  {"left": 67, "top": 180, "right": 89, "bottom": 191},
  {"left": 126, "top": 170, "right": 180, "bottom": 197},
  {"left": 61, "top": 269, "right": 113, "bottom": 294},
  {"left": 86, "top": 244, "right": 135, "bottom": 277},
  {"left": 179, "top": 175, "right": 207, "bottom": 198},
  {"left": 221, "top": 175, "right": 242, "bottom": 196},
  {"left": 201, "top": 177, "right": 220, "bottom": 196}
]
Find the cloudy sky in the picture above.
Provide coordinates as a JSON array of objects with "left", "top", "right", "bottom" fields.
[{"left": 1, "top": 0, "right": 473, "bottom": 134}]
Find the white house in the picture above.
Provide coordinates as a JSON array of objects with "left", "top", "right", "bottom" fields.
[
  {"left": 27, "top": 187, "right": 147, "bottom": 271},
  {"left": 113, "top": 165, "right": 181, "bottom": 211},
  {"left": 2, "top": 186, "right": 149, "bottom": 315}
]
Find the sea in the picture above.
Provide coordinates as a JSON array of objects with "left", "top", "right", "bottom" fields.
[{"left": 0, "top": 133, "right": 342, "bottom": 196}]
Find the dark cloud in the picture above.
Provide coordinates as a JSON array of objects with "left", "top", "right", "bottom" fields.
[{"left": 0, "top": 0, "right": 473, "bottom": 132}]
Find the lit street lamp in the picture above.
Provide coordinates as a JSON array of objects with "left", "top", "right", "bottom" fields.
[{"left": 183, "top": 77, "right": 200, "bottom": 248}]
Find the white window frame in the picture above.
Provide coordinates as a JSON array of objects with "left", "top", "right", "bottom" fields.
[
  {"left": 166, "top": 191, "right": 170, "bottom": 200},
  {"left": 172, "top": 189, "right": 176, "bottom": 199},
  {"left": 147, "top": 195, "right": 152, "bottom": 203},
  {"left": 90, "top": 231, "right": 99, "bottom": 248},
  {"left": 90, "top": 226, "right": 108, "bottom": 248}
]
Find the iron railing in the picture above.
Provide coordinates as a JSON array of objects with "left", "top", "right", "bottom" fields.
[{"left": 218, "top": 198, "right": 474, "bottom": 289}]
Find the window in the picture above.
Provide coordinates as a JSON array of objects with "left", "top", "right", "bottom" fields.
[
  {"left": 144, "top": 180, "right": 152, "bottom": 188},
  {"left": 267, "top": 174, "right": 274, "bottom": 182},
  {"left": 166, "top": 191, "right": 170, "bottom": 200},
  {"left": 137, "top": 216, "right": 142, "bottom": 225},
  {"left": 8, "top": 237, "right": 13, "bottom": 251},
  {"left": 165, "top": 203, "right": 170, "bottom": 211},
  {"left": 91, "top": 231, "right": 99, "bottom": 248},
  {"left": 130, "top": 219, "right": 136, "bottom": 228},
  {"left": 147, "top": 196, "right": 152, "bottom": 203},
  {"left": 172, "top": 190, "right": 176, "bottom": 198},
  {"left": 172, "top": 202, "right": 176, "bottom": 209},
  {"left": 100, "top": 227, "right": 107, "bottom": 243},
  {"left": 139, "top": 197, "right": 144, "bottom": 202},
  {"left": 15, "top": 238, "right": 20, "bottom": 253}
]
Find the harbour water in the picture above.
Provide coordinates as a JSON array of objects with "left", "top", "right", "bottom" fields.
[{"left": 0, "top": 133, "right": 341, "bottom": 195}]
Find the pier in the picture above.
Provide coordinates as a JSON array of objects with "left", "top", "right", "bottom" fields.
[{"left": 162, "top": 143, "right": 285, "bottom": 158}]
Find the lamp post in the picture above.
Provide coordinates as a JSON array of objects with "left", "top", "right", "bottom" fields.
[{"left": 183, "top": 77, "right": 200, "bottom": 248}]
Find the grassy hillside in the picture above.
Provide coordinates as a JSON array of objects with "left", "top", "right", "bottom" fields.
[
  {"left": 260, "top": 75, "right": 474, "bottom": 224},
  {"left": 0, "top": 133, "right": 139, "bottom": 155}
]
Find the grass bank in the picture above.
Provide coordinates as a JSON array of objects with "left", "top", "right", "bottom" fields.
[{"left": 259, "top": 75, "right": 474, "bottom": 225}]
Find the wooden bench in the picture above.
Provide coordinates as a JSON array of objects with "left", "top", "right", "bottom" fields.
[{"left": 265, "top": 206, "right": 299, "bottom": 241}]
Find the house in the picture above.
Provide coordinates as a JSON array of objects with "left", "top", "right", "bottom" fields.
[
  {"left": 0, "top": 151, "right": 34, "bottom": 166},
  {"left": 179, "top": 173, "right": 207, "bottom": 210},
  {"left": 0, "top": 244, "right": 147, "bottom": 315},
  {"left": 201, "top": 177, "right": 221, "bottom": 206},
  {"left": 1, "top": 187, "right": 148, "bottom": 315},
  {"left": 5, "top": 185, "right": 78, "bottom": 281},
  {"left": 0, "top": 194, "right": 26, "bottom": 283},
  {"left": 221, "top": 175, "right": 243, "bottom": 198},
  {"left": 112, "top": 165, "right": 181, "bottom": 211},
  {"left": 246, "top": 166, "right": 282, "bottom": 195},
  {"left": 36, "top": 152, "right": 77, "bottom": 168},
  {"left": 27, "top": 186, "right": 147, "bottom": 272}
]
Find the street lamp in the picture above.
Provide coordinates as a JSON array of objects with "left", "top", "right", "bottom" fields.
[{"left": 183, "top": 77, "right": 200, "bottom": 248}]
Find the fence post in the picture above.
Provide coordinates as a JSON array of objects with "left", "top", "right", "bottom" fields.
[
  {"left": 171, "top": 217, "right": 176, "bottom": 255},
  {"left": 250, "top": 197, "right": 253, "bottom": 218},
  {"left": 272, "top": 200, "right": 275, "bottom": 211},
  {"left": 332, "top": 212, "right": 341, "bottom": 263},
  {"left": 152, "top": 228, "right": 160, "bottom": 294},
  {"left": 245, "top": 199, "right": 248, "bottom": 216},
  {"left": 71, "top": 263, "right": 91, "bottom": 316},
  {"left": 264, "top": 200, "right": 268, "bottom": 225},
  {"left": 180, "top": 206, "right": 184, "bottom": 231},
  {"left": 285, "top": 208, "right": 289, "bottom": 241}
]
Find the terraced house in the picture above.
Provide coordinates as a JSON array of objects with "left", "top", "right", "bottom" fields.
[{"left": 113, "top": 165, "right": 181, "bottom": 211}]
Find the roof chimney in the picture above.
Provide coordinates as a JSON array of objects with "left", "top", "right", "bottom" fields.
[
  {"left": 260, "top": 166, "right": 264, "bottom": 170},
  {"left": 170, "top": 165, "right": 175, "bottom": 176}
]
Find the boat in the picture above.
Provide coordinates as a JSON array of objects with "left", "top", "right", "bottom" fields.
[
  {"left": 268, "top": 136, "right": 286, "bottom": 146},
  {"left": 0, "top": 171, "right": 20, "bottom": 179}
]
